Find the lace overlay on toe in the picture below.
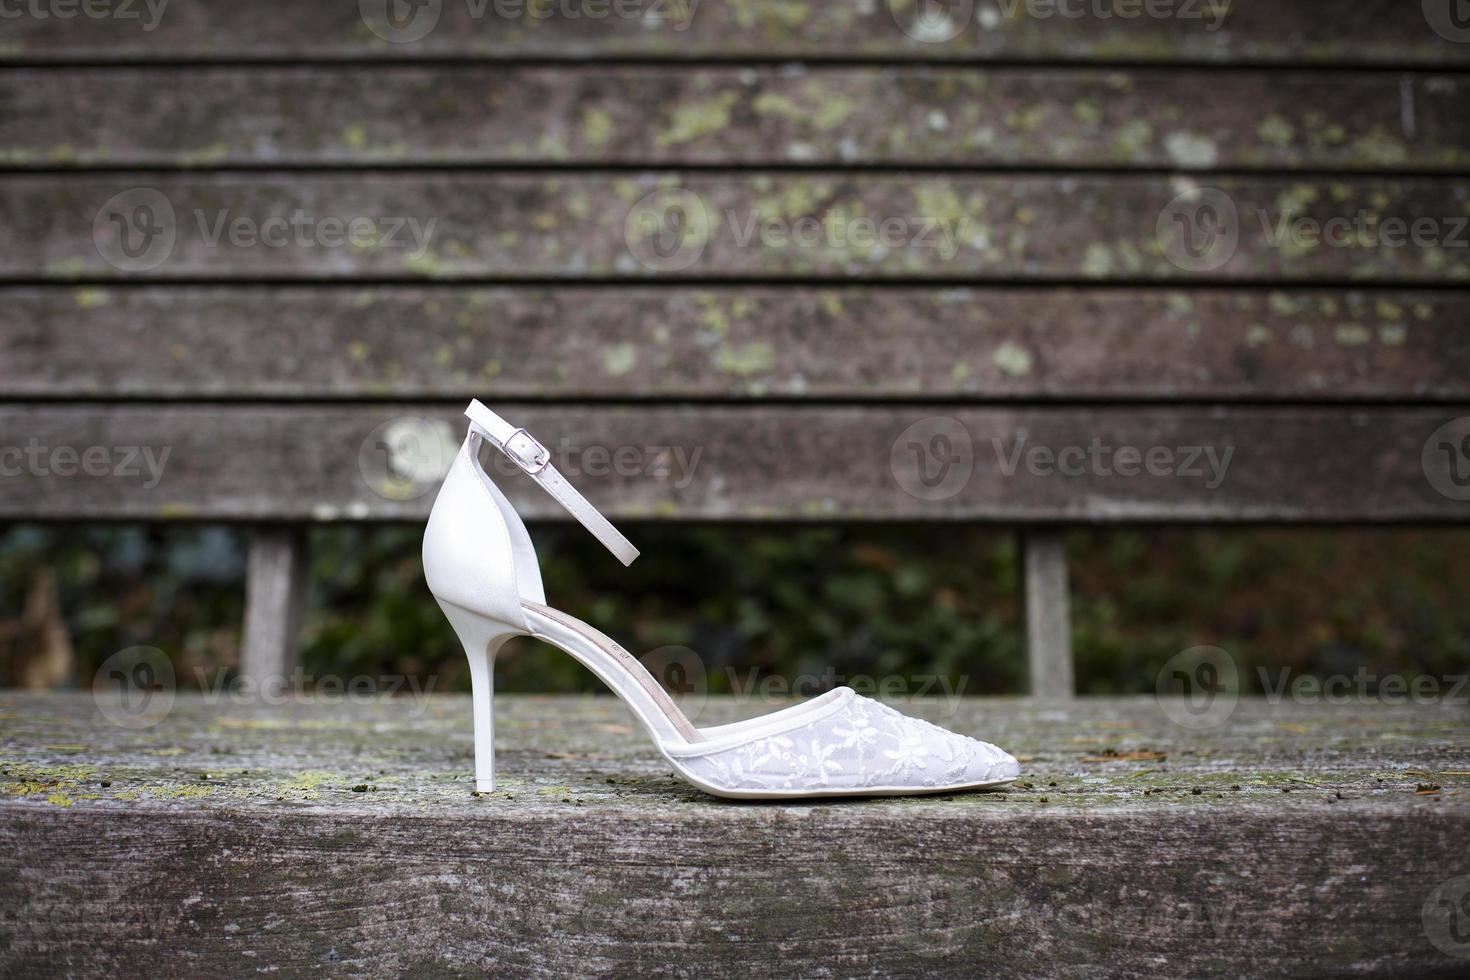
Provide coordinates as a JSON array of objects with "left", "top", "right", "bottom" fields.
[{"left": 671, "top": 689, "right": 1018, "bottom": 794}]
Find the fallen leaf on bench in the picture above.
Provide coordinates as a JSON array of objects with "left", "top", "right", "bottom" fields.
[
  {"left": 215, "top": 716, "right": 289, "bottom": 730},
  {"left": 1083, "top": 749, "right": 1167, "bottom": 763},
  {"left": 1415, "top": 784, "right": 1442, "bottom": 795},
  {"left": 1277, "top": 723, "right": 1311, "bottom": 735}
]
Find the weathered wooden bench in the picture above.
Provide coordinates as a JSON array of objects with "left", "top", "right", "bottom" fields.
[
  {"left": 3, "top": 691, "right": 1469, "bottom": 975},
  {"left": 2, "top": 2, "right": 1469, "bottom": 973}
]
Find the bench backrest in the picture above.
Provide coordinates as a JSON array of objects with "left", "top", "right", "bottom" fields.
[{"left": 2, "top": 1, "right": 1467, "bottom": 690}]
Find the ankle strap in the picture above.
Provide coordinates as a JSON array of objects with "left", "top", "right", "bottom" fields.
[{"left": 463, "top": 400, "right": 639, "bottom": 567}]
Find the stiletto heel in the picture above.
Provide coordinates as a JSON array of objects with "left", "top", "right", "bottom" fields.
[
  {"left": 439, "top": 602, "right": 518, "bottom": 793},
  {"left": 423, "top": 400, "right": 1020, "bottom": 799}
]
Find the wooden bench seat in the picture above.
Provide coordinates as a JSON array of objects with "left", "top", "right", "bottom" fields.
[{"left": 1, "top": 692, "right": 1467, "bottom": 976}]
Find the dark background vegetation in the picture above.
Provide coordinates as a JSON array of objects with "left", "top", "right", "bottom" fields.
[{"left": 3, "top": 522, "right": 1466, "bottom": 695}]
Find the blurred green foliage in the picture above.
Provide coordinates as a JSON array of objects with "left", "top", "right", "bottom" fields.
[{"left": 2, "top": 522, "right": 1467, "bottom": 695}]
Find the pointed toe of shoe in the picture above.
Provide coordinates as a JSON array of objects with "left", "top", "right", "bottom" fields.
[
  {"left": 957, "top": 737, "right": 1019, "bottom": 787},
  {"left": 988, "top": 746, "right": 1021, "bottom": 783}
]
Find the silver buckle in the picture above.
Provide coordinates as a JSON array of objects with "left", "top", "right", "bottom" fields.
[{"left": 502, "top": 428, "right": 550, "bottom": 474}]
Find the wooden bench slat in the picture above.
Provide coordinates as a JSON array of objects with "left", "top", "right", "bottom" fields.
[
  {"left": 5, "top": 67, "right": 1466, "bottom": 171},
  {"left": 2, "top": 0, "right": 1465, "bottom": 66},
  {"left": 7, "top": 174, "right": 1470, "bottom": 281},
  {"left": 4, "top": 286, "right": 1468, "bottom": 401},
  {"left": 3, "top": 694, "right": 1468, "bottom": 976},
  {"left": 0, "top": 404, "right": 1464, "bottom": 522}
]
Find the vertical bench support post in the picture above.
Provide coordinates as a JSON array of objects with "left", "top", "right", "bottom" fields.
[
  {"left": 241, "top": 527, "right": 307, "bottom": 688},
  {"left": 1021, "top": 529, "right": 1074, "bottom": 698}
]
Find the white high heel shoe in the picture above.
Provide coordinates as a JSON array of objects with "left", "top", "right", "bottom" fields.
[{"left": 423, "top": 401, "right": 1020, "bottom": 799}]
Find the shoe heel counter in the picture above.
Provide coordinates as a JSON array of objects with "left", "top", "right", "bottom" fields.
[{"left": 422, "top": 442, "right": 529, "bottom": 630}]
